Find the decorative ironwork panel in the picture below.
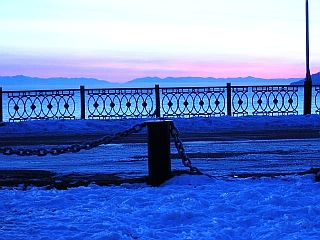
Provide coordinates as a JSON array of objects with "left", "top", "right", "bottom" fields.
[
  {"left": 161, "top": 87, "right": 226, "bottom": 117},
  {"left": 231, "top": 87, "right": 249, "bottom": 116},
  {"left": 86, "top": 88, "right": 155, "bottom": 119},
  {"left": 251, "top": 86, "right": 299, "bottom": 115},
  {"left": 6, "top": 90, "right": 76, "bottom": 121},
  {"left": 315, "top": 85, "right": 320, "bottom": 114}
]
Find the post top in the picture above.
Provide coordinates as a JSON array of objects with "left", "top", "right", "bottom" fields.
[{"left": 145, "top": 119, "right": 173, "bottom": 125}]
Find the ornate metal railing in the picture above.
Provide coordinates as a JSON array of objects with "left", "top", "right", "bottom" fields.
[
  {"left": 231, "top": 87, "right": 249, "bottom": 116},
  {"left": 161, "top": 87, "right": 226, "bottom": 117},
  {"left": 0, "top": 83, "right": 318, "bottom": 122},
  {"left": 3, "top": 89, "right": 77, "bottom": 121},
  {"left": 86, "top": 88, "right": 155, "bottom": 119},
  {"left": 315, "top": 85, "right": 320, "bottom": 114},
  {"left": 231, "top": 85, "right": 300, "bottom": 116}
]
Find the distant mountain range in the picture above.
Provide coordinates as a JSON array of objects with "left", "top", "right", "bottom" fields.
[
  {"left": 127, "top": 76, "right": 300, "bottom": 87},
  {"left": 0, "top": 75, "right": 115, "bottom": 90},
  {"left": 0, "top": 73, "right": 319, "bottom": 90},
  {"left": 290, "top": 72, "right": 320, "bottom": 85}
]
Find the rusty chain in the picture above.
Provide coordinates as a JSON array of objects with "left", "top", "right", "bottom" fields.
[{"left": 0, "top": 122, "right": 147, "bottom": 157}]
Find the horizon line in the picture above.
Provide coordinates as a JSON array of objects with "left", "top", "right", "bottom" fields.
[{"left": 1, "top": 73, "right": 313, "bottom": 83}]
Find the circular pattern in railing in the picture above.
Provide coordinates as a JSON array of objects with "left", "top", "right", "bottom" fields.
[
  {"left": 7, "top": 90, "right": 76, "bottom": 121},
  {"left": 87, "top": 89, "right": 154, "bottom": 119},
  {"left": 232, "top": 87, "right": 248, "bottom": 116},
  {"left": 252, "top": 92, "right": 269, "bottom": 114},
  {"left": 251, "top": 86, "right": 299, "bottom": 115},
  {"left": 282, "top": 91, "right": 298, "bottom": 113},
  {"left": 161, "top": 87, "right": 226, "bottom": 117}
]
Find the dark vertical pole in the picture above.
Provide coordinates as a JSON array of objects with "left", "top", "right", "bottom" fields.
[
  {"left": 226, "top": 83, "right": 232, "bottom": 116},
  {"left": 155, "top": 84, "right": 161, "bottom": 118},
  {"left": 147, "top": 120, "right": 172, "bottom": 186},
  {"left": 80, "top": 85, "right": 86, "bottom": 119},
  {"left": 306, "top": 0, "right": 311, "bottom": 78},
  {"left": 304, "top": 0, "right": 312, "bottom": 115},
  {"left": 0, "top": 87, "right": 3, "bottom": 123},
  {"left": 304, "top": 80, "right": 312, "bottom": 115}
]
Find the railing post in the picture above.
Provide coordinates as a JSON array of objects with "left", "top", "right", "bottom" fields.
[
  {"left": 154, "top": 84, "right": 161, "bottom": 118},
  {"left": 226, "top": 83, "right": 232, "bottom": 116},
  {"left": 80, "top": 85, "right": 86, "bottom": 119},
  {"left": 304, "top": 80, "right": 312, "bottom": 115},
  {"left": 304, "top": 0, "right": 312, "bottom": 115},
  {"left": 0, "top": 87, "right": 3, "bottom": 123},
  {"left": 146, "top": 120, "right": 172, "bottom": 186}
]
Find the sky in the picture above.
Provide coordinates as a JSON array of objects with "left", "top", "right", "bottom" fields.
[{"left": 0, "top": 0, "right": 319, "bottom": 83}]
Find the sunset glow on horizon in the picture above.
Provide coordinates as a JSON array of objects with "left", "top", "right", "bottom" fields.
[{"left": 0, "top": 0, "right": 319, "bottom": 82}]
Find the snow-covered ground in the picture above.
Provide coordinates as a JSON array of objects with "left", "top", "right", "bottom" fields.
[
  {"left": 1, "top": 115, "right": 320, "bottom": 239},
  {"left": 1, "top": 175, "right": 320, "bottom": 239},
  {"left": 1, "top": 114, "right": 320, "bottom": 137}
]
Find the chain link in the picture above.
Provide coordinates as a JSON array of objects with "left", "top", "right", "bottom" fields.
[
  {"left": 169, "top": 122, "right": 202, "bottom": 174},
  {"left": 0, "top": 122, "right": 147, "bottom": 157},
  {"left": 0, "top": 120, "right": 205, "bottom": 176}
]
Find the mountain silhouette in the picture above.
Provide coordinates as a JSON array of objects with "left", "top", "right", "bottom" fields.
[
  {"left": 0, "top": 75, "right": 115, "bottom": 90},
  {"left": 0, "top": 74, "right": 309, "bottom": 90},
  {"left": 290, "top": 72, "right": 320, "bottom": 85},
  {"left": 126, "top": 76, "right": 300, "bottom": 87}
]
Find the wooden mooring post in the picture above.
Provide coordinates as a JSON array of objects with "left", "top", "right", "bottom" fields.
[{"left": 146, "top": 120, "right": 172, "bottom": 186}]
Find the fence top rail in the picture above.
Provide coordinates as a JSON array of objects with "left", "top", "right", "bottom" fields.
[
  {"left": 231, "top": 84, "right": 304, "bottom": 88},
  {"left": 161, "top": 86, "right": 227, "bottom": 90},
  {"left": 85, "top": 87, "right": 155, "bottom": 91},
  {"left": 2, "top": 88, "right": 80, "bottom": 94}
]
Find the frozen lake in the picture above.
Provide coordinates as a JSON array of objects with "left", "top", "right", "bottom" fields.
[{"left": 1, "top": 138, "right": 319, "bottom": 178}]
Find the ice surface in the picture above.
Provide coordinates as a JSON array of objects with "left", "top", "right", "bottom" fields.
[
  {"left": 1, "top": 114, "right": 320, "bottom": 177},
  {"left": 1, "top": 137, "right": 319, "bottom": 177},
  {"left": 1, "top": 175, "right": 320, "bottom": 239}
]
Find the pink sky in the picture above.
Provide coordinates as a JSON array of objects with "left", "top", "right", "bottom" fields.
[
  {"left": 1, "top": 0, "right": 319, "bottom": 82},
  {"left": 0, "top": 54, "right": 314, "bottom": 82}
]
